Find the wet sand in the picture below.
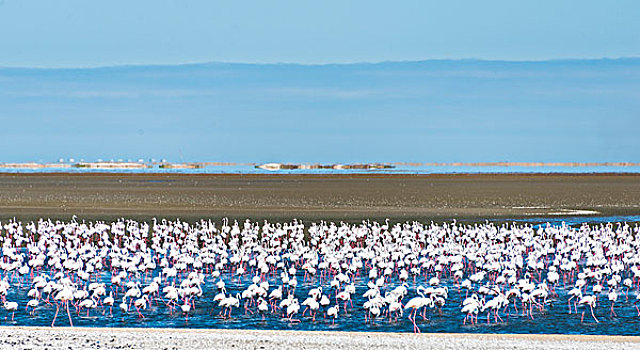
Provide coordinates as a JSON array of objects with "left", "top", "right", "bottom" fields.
[
  {"left": 0, "top": 173, "right": 638, "bottom": 223},
  {"left": 1, "top": 327, "right": 638, "bottom": 350}
]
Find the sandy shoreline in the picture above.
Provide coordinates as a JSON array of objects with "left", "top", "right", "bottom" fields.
[{"left": 0, "top": 327, "right": 638, "bottom": 349}]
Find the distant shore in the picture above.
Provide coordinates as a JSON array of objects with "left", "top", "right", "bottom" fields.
[
  {"left": 1, "top": 327, "right": 638, "bottom": 350},
  {"left": 2, "top": 161, "right": 640, "bottom": 170},
  {"left": 0, "top": 173, "right": 637, "bottom": 222}
]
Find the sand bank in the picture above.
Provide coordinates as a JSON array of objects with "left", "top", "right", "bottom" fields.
[{"left": 0, "top": 327, "right": 638, "bottom": 350}]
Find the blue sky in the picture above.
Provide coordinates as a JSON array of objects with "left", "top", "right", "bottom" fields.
[
  {"left": 0, "top": 1, "right": 639, "bottom": 67},
  {"left": 0, "top": 2, "right": 638, "bottom": 163}
]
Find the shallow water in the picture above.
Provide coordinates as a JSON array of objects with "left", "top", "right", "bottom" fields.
[
  {"left": 4, "top": 215, "right": 640, "bottom": 335},
  {"left": 4, "top": 262, "right": 640, "bottom": 335}
]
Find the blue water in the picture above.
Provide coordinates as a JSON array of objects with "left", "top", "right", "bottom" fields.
[
  {"left": 2, "top": 216, "right": 640, "bottom": 335},
  {"left": 2, "top": 165, "right": 640, "bottom": 174},
  {"left": 8, "top": 268, "right": 639, "bottom": 335}
]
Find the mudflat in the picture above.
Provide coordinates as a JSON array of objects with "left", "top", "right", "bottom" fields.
[{"left": 0, "top": 173, "right": 638, "bottom": 222}]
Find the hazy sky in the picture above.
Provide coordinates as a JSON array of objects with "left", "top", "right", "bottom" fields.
[
  {"left": 0, "top": 0, "right": 639, "bottom": 67},
  {"left": 1, "top": 60, "right": 638, "bottom": 163}
]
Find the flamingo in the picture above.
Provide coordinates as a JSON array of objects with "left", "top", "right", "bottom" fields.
[
  {"left": 327, "top": 305, "right": 339, "bottom": 325},
  {"left": 286, "top": 299, "right": 300, "bottom": 322},
  {"left": 52, "top": 286, "right": 74, "bottom": 327},
  {"left": 404, "top": 287, "right": 429, "bottom": 333},
  {"left": 608, "top": 289, "right": 618, "bottom": 317},
  {"left": 4, "top": 301, "right": 18, "bottom": 321},
  {"left": 26, "top": 299, "right": 39, "bottom": 315},
  {"left": 577, "top": 295, "right": 598, "bottom": 323}
]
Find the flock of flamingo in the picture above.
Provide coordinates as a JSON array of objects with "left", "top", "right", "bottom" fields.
[{"left": 0, "top": 217, "right": 638, "bottom": 332}]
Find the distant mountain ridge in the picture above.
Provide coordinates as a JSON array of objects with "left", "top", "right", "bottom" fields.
[{"left": 2, "top": 57, "right": 640, "bottom": 71}]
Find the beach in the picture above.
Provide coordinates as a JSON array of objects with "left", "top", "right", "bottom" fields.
[
  {"left": 0, "top": 327, "right": 638, "bottom": 350},
  {"left": 0, "top": 173, "right": 638, "bottom": 223}
]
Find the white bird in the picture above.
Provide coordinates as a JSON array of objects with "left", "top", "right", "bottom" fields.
[{"left": 4, "top": 301, "right": 18, "bottom": 321}]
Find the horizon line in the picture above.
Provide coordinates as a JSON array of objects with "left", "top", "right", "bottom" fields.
[
  {"left": 2, "top": 161, "right": 640, "bottom": 168},
  {"left": 2, "top": 56, "right": 640, "bottom": 71}
]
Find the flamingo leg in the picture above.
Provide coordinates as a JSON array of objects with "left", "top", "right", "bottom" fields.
[
  {"left": 590, "top": 305, "right": 599, "bottom": 323},
  {"left": 610, "top": 304, "right": 616, "bottom": 317},
  {"left": 66, "top": 302, "right": 74, "bottom": 327},
  {"left": 51, "top": 304, "right": 60, "bottom": 327}
]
